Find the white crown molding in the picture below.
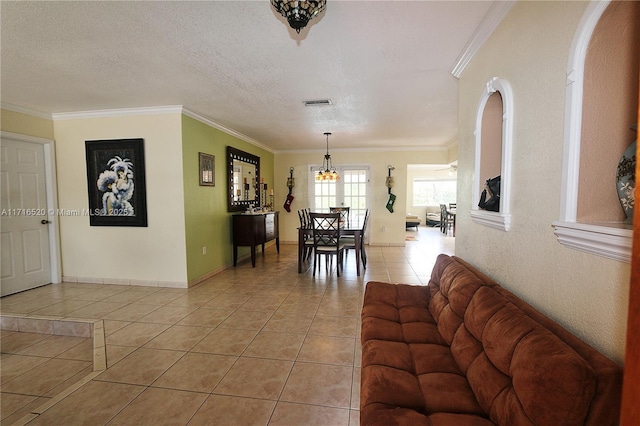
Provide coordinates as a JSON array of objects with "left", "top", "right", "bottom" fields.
[
  {"left": 1, "top": 102, "right": 52, "bottom": 120},
  {"left": 48, "top": 104, "right": 273, "bottom": 153},
  {"left": 4, "top": 101, "right": 455, "bottom": 156},
  {"left": 5, "top": 101, "right": 452, "bottom": 157},
  {"left": 50, "top": 105, "right": 184, "bottom": 120},
  {"left": 450, "top": 0, "right": 516, "bottom": 79},
  {"left": 181, "top": 108, "right": 274, "bottom": 153},
  {"left": 444, "top": 139, "right": 459, "bottom": 151},
  {"left": 276, "top": 145, "right": 448, "bottom": 155}
]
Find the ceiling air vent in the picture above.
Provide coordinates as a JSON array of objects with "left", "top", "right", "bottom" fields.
[{"left": 304, "top": 99, "right": 333, "bottom": 106}]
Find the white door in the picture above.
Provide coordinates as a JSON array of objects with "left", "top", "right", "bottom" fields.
[
  {"left": 1, "top": 137, "right": 52, "bottom": 296},
  {"left": 309, "top": 166, "right": 370, "bottom": 242},
  {"left": 310, "top": 166, "right": 369, "bottom": 220}
]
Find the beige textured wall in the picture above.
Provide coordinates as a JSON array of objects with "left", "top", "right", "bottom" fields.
[
  {"left": 274, "top": 149, "right": 450, "bottom": 246},
  {"left": 53, "top": 114, "right": 188, "bottom": 286},
  {"left": 578, "top": 0, "right": 640, "bottom": 222},
  {"left": 457, "top": 1, "right": 629, "bottom": 363}
]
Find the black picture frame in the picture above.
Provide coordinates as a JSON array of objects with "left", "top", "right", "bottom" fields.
[
  {"left": 85, "top": 138, "right": 148, "bottom": 227},
  {"left": 199, "top": 152, "right": 215, "bottom": 186}
]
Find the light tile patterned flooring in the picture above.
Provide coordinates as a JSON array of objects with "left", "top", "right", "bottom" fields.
[{"left": 0, "top": 226, "right": 453, "bottom": 425}]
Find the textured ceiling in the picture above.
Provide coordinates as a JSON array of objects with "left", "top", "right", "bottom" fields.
[{"left": 1, "top": 1, "right": 494, "bottom": 152}]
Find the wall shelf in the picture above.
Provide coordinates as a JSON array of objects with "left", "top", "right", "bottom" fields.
[
  {"left": 470, "top": 209, "right": 511, "bottom": 232},
  {"left": 552, "top": 221, "right": 632, "bottom": 263}
]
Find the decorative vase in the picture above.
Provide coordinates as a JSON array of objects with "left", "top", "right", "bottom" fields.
[{"left": 616, "top": 135, "right": 636, "bottom": 223}]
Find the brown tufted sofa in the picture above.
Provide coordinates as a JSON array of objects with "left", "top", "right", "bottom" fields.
[{"left": 360, "top": 254, "right": 622, "bottom": 426}]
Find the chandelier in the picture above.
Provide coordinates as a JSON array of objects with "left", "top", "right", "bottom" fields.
[
  {"left": 316, "top": 132, "right": 339, "bottom": 181},
  {"left": 270, "top": 0, "right": 326, "bottom": 34}
]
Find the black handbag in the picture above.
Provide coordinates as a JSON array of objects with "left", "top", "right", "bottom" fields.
[{"left": 478, "top": 175, "right": 501, "bottom": 212}]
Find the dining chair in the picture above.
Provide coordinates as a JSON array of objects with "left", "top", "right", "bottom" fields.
[
  {"left": 329, "top": 206, "right": 350, "bottom": 228},
  {"left": 440, "top": 204, "right": 453, "bottom": 235},
  {"left": 297, "top": 209, "right": 307, "bottom": 228},
  {"left": 298, "top": 209, "right": 313, "bottom": 260},
  {"left": 303, "top": 208, "right": 311, "bottom": 229},
  {"left": 343, "top": 208, "right": 370, "bottom": 268},
  {"left": 310, "top": 212, "right": 345, "bottom": 277},
  {"left": 360, "top": 209, "right": 370, "bottom": 266}
]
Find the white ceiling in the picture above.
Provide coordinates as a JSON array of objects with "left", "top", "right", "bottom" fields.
[{"left": 1, "top": 1, "right": 497, "bottom": 153}]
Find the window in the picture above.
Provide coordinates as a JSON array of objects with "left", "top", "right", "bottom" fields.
[
  {"left": 342, "top": 169, "right": 368, "bottom": 224},
  {"left": 413, "top": 179, "right": 457, "bottom": 207},
  {"left": 312, "top": 178, "right": 337, "bottom": 212},
  {"left": 309, "top": 166, "right": 369, "bottom": 224}
]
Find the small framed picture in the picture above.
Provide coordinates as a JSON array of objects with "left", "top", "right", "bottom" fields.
[{"left": 199, "top": 152, "right": 215, "bottom": 186}]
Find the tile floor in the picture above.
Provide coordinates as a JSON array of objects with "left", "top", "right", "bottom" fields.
[{"left": 0, "top": 225, "right": 453, "bottom": 426}]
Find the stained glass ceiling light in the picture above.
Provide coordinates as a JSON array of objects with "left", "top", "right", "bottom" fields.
[
  {"left": 270, "top": 0, "right": 326, "bottom": 34},
  {"left": 316, "top": 132, "right": 339, "bottom": 181}
]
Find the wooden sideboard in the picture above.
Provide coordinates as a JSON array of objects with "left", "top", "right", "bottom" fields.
[{"left": 232, "top": 211, "right": 279, "bottom": 267}]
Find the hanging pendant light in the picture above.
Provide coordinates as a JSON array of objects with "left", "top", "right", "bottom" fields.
[
  {"left": 316, "top": 132, "right": 339, "bottom": 181},
  {"left": 270, "top": 0, "right": 326, "bottom": 34}
]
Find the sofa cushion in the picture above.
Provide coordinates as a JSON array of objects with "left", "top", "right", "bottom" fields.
[
  {"left": 464, "top": 286, "right": 597, "bottom": 426},
  {"left": 361, "top": 340, "right": 414, "bottom": 372},
  {"left": 451, "top": 256, "right": 623, "bottom": 426},
  {"left": 360, "top": 365, "right": 425, "bottom": 411},
  {"left": 427, "top": 256, "right": 599, "bottom": 426},
  {"left": 361, "top": 406, "right": 496, "bottom": 426},
  {"left": 361, "top": 282, "right": 443, "bottom": 345},
  {"left": 418, "top": 372, "right": 485, "bottom": 415}
]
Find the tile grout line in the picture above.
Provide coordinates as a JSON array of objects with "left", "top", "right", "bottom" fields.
[
  {"left": 2, "top": 316, "right": 102, "bottom": 426},
  {"left": 1, "top": 229, "right": 451, "bottom": 425}
]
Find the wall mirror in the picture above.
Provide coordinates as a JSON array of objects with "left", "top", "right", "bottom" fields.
[{"left": 227, "top": 146, "right": 260, "bottom": 212}]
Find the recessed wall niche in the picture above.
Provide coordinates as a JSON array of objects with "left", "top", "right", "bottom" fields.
[
  {"left": 578, "top": 0, "right": 639, "bottom": 223},
  {"left": 480, "top": 92, "right": 503, "bottom": 189},
  {"left": 471, "top": 77, "right": 513, "bottom": 231},
  {"left": 554, "top": 0, "right": 639, "bottom": 262}
]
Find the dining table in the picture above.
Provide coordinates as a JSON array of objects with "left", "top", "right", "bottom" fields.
[{"left": 297, "top": 220, "right": 365, "bottom": 276}]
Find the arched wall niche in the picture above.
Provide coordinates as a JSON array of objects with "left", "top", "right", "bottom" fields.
[
  {"left": 471, "top": 77, "right": 513, "bottom": 231},
  {"left": 553, "top": 0, "right": 639, "bottom": 263},
  {"left": 578, "top": 0, "right": 639, "bottom": 222},
  {"left": 480, "top": 92, "right": 503, "bottom": 184}
]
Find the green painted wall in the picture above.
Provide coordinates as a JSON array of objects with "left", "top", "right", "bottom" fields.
[{"left": 181, "top": 115, "right": 274, "bottom": 282}]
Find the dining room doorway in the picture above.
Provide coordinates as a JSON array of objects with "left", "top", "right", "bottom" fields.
[{"left": 407, "top": 164, "right": 457, "bottom": 229}]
